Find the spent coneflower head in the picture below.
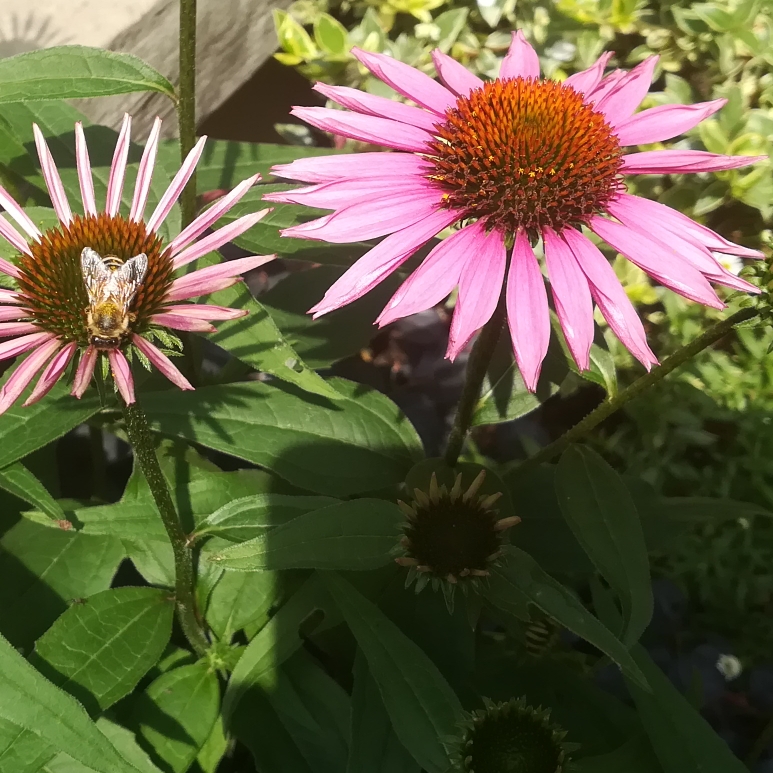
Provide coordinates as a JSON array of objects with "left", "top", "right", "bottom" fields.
[
  {"left": 395, "top": 470, "right": 520, "bottom": 612},
  {"left": 452, "top": 697, "right": 573, "bottom": 773},
  {"left": 269, "top": 32, "right": 765, "bottom": 391},
  {"left": 0, "top": 115, "right": 274, "bottom": 412}
]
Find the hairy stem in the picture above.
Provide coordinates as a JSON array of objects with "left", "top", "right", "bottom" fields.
[
  {"left": 123, "top": 401, "right": 209, "bottom": 655},
  {"left": 444, "top": 299, "right": 506, "bottom": 467},
  {"left": 512, "top": 307, "right": 759, "bottom": 475},
  {"left": 178, "top": 0, "right": 198, "bottom": 229}
]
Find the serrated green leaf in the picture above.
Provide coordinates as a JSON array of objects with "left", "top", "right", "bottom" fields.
[
  {"left": 209, "top": 499, "right": 402, "bottom": 571},
  {"left": 194, "top": 493, "right": 338, "bottom": 542},
  {"left": 0, "top": 46, "right": 175, "bottom": 103},
  {"left": 321, "top": 572, "right": 463, "bottom": 773},
  {"left": 131, "top": 662, "right": 219, "bottom": 773},
  {"left": 0, "top": 632, "right": 142, "bottom": 773},
  {"left": 31, "top": 587, "right": 173, "bottom": 715},
  {"left": 487, "top": 547, "right": 648, "bottom": 690},
  {"left": 556, "top": 446, "right": 653, "bottom": 645},
  {"left": 143, "top": 379, "right": 423, "bottom": 497}
]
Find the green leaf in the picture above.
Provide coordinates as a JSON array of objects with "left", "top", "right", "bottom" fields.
[
  {"left": 321, "top": 572, "right": 463, "bottom": 773},
  {"left": 314, "top": 14, "right": 350, "bottom": 56},
  {"left": 0, "top": 462, "right": 66, "bottom": 522},
  {"left": 144, "top": 379, "right": 423, "bottom": 497},
  {"left": 194, "top": 493, "right": 336, "bottom": 542},
  {"left": 0, "top": 381, "right": 101, "bottom": 470},
  {"left": 31, "top": 588, "right": 173, "bottom": 715},
  {"left": 0, "top": 717, "right": 55, "bottom": 773},
  {"left": 274, "top": 9, "right": 318, "bottom": 59},
  {"left": 203, "top": 275, "right": 342, "bottom": 400},
  {"left": 347, "top": 652, "right": 420, "bottom": 773},
  {"left": 556, "top": 446, "right": 653, "bottom": 645},
  {"left": 261, "top": 265, "right": 401, "bottom": 369},
  {"left": 626, "top": 647, "right": 748, "bottom": 773},
  {"left": 208, "top": 499, "right": 403, "bottom": 571},
  {"left": 572, "top": 735, "right": 662, "bottom": 773},
  {"left": 550, "top": 313, "right": 617, "bottom": 394},
  {"left": 131, "top": 662, "right": 220, "bottom": 773},
  {"left": 223, "top": 575, "right": 335, "bottom": 720},
  {"left": 0, "top": 519, "right": 124, "bottom": 651},
  {"left": 487, "top": 547, "right": 648, "bottom": 690},
  {"left": 217, "top": 186, "right": 369, "bottom": 266},
  {"left": 206, "top": 570, "right": 281, "bottom": 641},
  {"left": 0, "top": 632, "right": 142, "bottom": 773},
  {"left": 0, "top": 46, "right": 175, "bottom": 103}
]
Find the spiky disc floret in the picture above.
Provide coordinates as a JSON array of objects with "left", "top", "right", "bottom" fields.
[
  {"left": 15, "top": 213, "right": 172, "bottom": 344},
  {"left": 395, "top": 471, "right": 520, "bottom": 610},
  {"left": 452, "top": 697, "right": 572, "bottom": 773}
]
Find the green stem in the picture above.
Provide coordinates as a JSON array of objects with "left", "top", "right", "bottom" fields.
[
  {"left": 444, "top": 298, "right": 506, "bottom": 467},
  {"left": 178, "top": 0, "right": 198, "bottom": 230},
  {"left": 122, "top": 401, "right": 209, "bottom": 656},
  {"left": 512, "top": 307, "right": 759, "bottom": 476}
]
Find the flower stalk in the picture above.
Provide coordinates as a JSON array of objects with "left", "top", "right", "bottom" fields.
[
  {"left": 178, "top": 0, "right": 198, "bottom": 229},
  {"left": 122, "top": 401, "right": 209, "bottom": 655},
  {"left": 512, "top": 306, "right": 760, "bottom": 475},
  {"left": 444, "top": 296, "right": 506, "bottom": 467}
]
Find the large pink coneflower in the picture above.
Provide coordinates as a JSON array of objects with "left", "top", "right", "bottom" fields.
[
  {"left": 0, "top": 115, "right": 274, "bottom": 413},
  {"left": 269, "top": 33, "right": 764, "bottom": 390}
]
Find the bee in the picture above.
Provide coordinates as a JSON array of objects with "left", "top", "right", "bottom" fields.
[{"left": 81, "top": 247, "right": 148, "bottom": 349}]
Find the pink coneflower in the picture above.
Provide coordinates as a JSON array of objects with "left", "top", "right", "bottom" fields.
[
  {"left": 269, "top": 33, "right": 764, "bottom": 390},
  {"left": 0, "top": 115, "right": 273, "bottom": 412}
]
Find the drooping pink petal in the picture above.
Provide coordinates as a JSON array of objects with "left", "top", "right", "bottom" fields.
[
  {"left": 160, "top": 304, "right": 247, "bottom": 320},
  {"left": 263, "top": 177, "right": 430, "bottom": 210},
  {"left": 447, "top": 226, "right": 507, "bottom": 360},
  {"left": 590, "top": 215, "right": 724, "bottom": 308},
  {"left": 0, "top": 331, "right": 54, "bottom": 362},
  {"left": 431, "top": 50, "right": 483, "bottom": 96},
  {"left": 24, "top": 341, "right": 77, "bottom": 406},
  {"left": 282, "top": 189, "right": 443, "bottom": 243},
  {"left": 33, "top": 124, "right": 72, "bottom": 224},
  {"left": 0, "top": 322, "right": 40, "bottom": 338},
  {"left": 562, "top": 227, "right": 657, "bottom": 368},
  {"left": 0, "top": 336, "right": 61, "bottom": 414},
  {"left": 74, "top": 122, "right": 97, "bottom": 217},
  {"left": 169, "top": 173, "right": 261, "bottom": 256},
  {"left": 0, "top": 185, "right": 41, "bottom": 240},
  {"left": 71, "top": 345, "right": 97, "bottom": 398},
  {"left": 564, "top": 52, "right": 613, "bottom": 95},
  {"left": 608, "top": 193, "right": 763, "bottom": 258},
  {"left": 130, "top": 117, "right": 162, "bottom": 222},
  {"left": 0, "top": 290, "right": 20, "bottom": 304},
  {"left": 165, "top": 254, "right": 276, "bottom": 301},
  {"left": 106, "top": 113, "right": 132, "bottom": 217},
  {"left": 314, "top": 83, "right": 440, "bottom": 132},
  {"left": 150, "top": 313, "right": 217, "bottom": 333},
  {"left": 107, "top": 349, "right": 135, "bottom": 405},
  {"left": 0, "top": 307, "right": 28, "bottom": 322},
  {"left": 351, "top": 47, "right": 456, "bottom": 115},
  {"left": 543, "top": 228, "right": 594, "bottom": 371},
  {"left": 622, "top": 149, "right": 765, "bottom": 174},
  {"left": 172, "top": 210, "right": 271, "bottom": 269},
  {"left": 586, "top": 70, "right": 625, "bottom": 104},
  {"left": 0, "top": 216, "right": 31, "bottom": 258},
  {"left": 376, "top": 220, "right": 481, "bottom": 327},
  {"left": 146, "top": 135, "right": 207, "bottom": 233},
  {"left": 310, "top": 207, "right": 462, "bottom": 317},
  {"left": 506, "top": 229, "right": 550, "bottom": 391},
  {"left": 272, "top": 152, "right": 432, "bottom": 184},
  {"left": 290, "top": 107, "right": 432, "bottom": 154},
  {"left": 132, "top": 334, "right": 193, "bottom": 391},
  {"left": 500, "top": 30, "right": 540, "bottom": 80},
  {"left": 593, "top": 56, "right": 658, "bottom": 127},
  {"left": 615, "top": 99, "right": 726, "bottom": 146}
]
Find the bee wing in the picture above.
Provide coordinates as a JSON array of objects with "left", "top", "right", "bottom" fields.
[
  {"left": 114, "top": 253, "right": 148, "bottom": 307},
  {"left": 80, "top": 247, "right": 112, "bottom": 301}
]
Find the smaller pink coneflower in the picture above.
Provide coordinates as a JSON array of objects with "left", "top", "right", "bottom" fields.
[
  {"left": 0, "top": 115, "right": 274, "bottom": 413},
  {"left": 269, "top": 33, "right": 765, "bottom": 391}
]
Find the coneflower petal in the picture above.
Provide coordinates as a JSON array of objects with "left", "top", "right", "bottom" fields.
[
  {"left": 106, "top": 114, "right": 132, "bottom": 217},
  {"left": 130, "top": 117, "right": 162, "bottom": 222},
  {"left": 107, "top": 348, "right": 135, "bottom": 404},
  {"left": 0, "top": 336, "right": 61, "bottom": 414},
  {"left": 33, "top": 124, "right": 72, "bottom": 224},
  {"left": 24, "top": 341, "right": 77, "bottom": 406},
  {"left": 75, "top": 122, "right": 97, "bottom": 216}
]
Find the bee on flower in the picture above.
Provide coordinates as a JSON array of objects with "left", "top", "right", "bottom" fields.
[
  {"left": 0, "top": 114, "right": 274, "bottom": 413},
  {"left": 269, "top": 31, "right": 765, "bottom": 391}
]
